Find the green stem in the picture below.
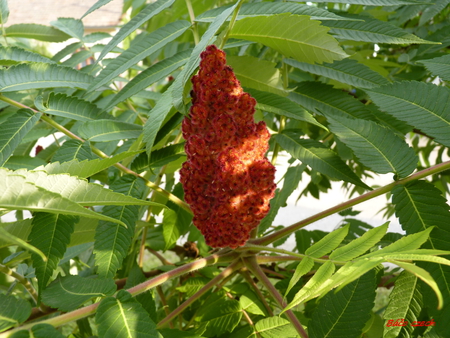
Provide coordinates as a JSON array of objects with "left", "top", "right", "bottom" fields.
[
  {"left": 0, "top": 94, "right": 192, "bottom": 215},
  {"left": 219, "top": 0, "right": 244, "bottom": 49},
  {"left": 243, "top": 256, "right": 309, "bottom": 338},
  {"left": 156, "top": 259, "right": 243, "bottom": 329},
  {"left": 0, "top": 264, "right": 38, "bottom": 304},
  {"left": 252, "top": 158, "right": 450, "bottom": 246},
  {"left": 185, "top": 0, "right": 199, "bottom": 45}
]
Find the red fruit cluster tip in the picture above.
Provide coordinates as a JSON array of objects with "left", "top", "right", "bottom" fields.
[{"left": 180, "top": 45, "right": 276, "bottom": 248}]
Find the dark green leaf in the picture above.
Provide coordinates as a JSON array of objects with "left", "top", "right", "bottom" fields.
[
  {"left": 51, "top": 18, "right": 84, "bottom": 40},
  {"left": 41, "top": 275, "right": 116, "bottom": 312},
  {"left": 0, "top": 294, "right": 31, "bottom": 332},
  {"left": 52, "top": 139, "right": 95, "bottom": 163},
  {"left": 78, "top": 120, "right": 142, "bottom": 142},
  {"left": 0, "top": 46, "right": 54, "bottom": 65}
]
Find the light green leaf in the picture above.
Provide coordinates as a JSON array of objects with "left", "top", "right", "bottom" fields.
[
  {"left": 227, "top": 56, "right": 286, "bottom": 96},
  {"left": 0, "top": 294, "right": 31, "bottom": 332},
  {"left": 309, "top": 269, "right": 377, "bottom": 338},
  {"left": 284, "top": 260, "right": 336, "bottom": 312},
  {"left": 144, "top": 86, "right": 174, "bottom": 157},
  {"left": 96, "top": 0, "right": 175, "bottom": 63},
  {"left": 96, "top": 290, "right": 160, "bottom": 338},
  {"left": 246, "top": 88, "right": 326, "bottom": 129},
  {"left": 171, "top": 1, "right": 242, "bottom": 113},
  {"left": 362, "top": 227, "right": 434, "bottom": 259},
  {"left": 51, "top": 18, "right": 84, "bottom": 40},
  {"left": 230, "top": 14, "right": 347, "bottom": 64},
  {"left": 329, "top": 222, "right": 389, "bottom": 261},
  {"left": 285, "top": 256, "right": 314, "bottom": 297},
  {"left": 383, "top": 254, "right": 450, "bottom": 266},
  {"left": 38, "top": 93, "right": 108, "bottom": 122},
  {"left": 323, "top": 14, "right": 439, "bottom": 44},
  {"left": 162, "top": 208, "right": 179, "bottom": 251},
  {"left": 0, "top": 219, "right": 32, "bottom": 249},
  {"left": 0, "top": 0, "right": 9, "bottom": 24},
  {"left": 418, "top": 54, "right": 450, "bottom": 82},
  {"left": 82, "top": 0, "right": 114, "bottom": 19},
  {"left": 40, "top": 151, "right": 143, "bottom": 178},
  {"left": 292, "top": 0, "right": 425, "bottom": 3},
  {"left": 52, "top": 139, "right": 95, "bottom": 164},
  {"left": 392, "top": 261, "right": 444, "bottom": 309},
  {"left": 14, "top": 169, "right": 160, "bottom": 207},
  {"left": 4, "top": 24, "right": 70, "bottom": 42},
  {"left": 255, "top": 317, "right": 298, "bottom": 338},
  {"left": 305, "top": 225, "right": 349, "bottom": 258},
  {"left": 197, "top": 2, "right": 355, "bottom": 23},
  {"left": 324, "top": 114, "right": 417, "bottom": 178},
  {"left": 275, "top": 131, "right": 369, "bottom": 189},
  {"left": 0, "top": 109, "right": 41, "bottom": 166},
  {"left": 104, "top": 49, "right": 191, "bottom": 111},
  {"left": 51, "top": 42, "right": 83, "bottom": 62},
  {"left": 0, "top": 170, "right": 120, "bottom": 224},
  {"left": 419, "top": 0, "right": 450, "bottom": 26},
  {"left": 41, "top": 275, "right": 116, "bottom": 312},
  {"left": 383, "top": 271, "right": 423, "bottom": 338},
  {"left": 284, "top": 58, "right": 389, "bottom": 89},
  {"left": 30, "top": 213, "right": 77, "bottom": 295},
  {"left": 367, "top": 81, "right": 450, "bottom": 147},
  {"left": 0, "top": 63, "right": 96, "bottom": 92},
  {"left": 0, "top": 46, "right": 54, "bottom": 65},
  {"left": 78, "top": 120, "right": 142, "bottom": 142},
  {"left": 94, "top": 175, "right": 147, "bottom": 279},
  {"left": 90, "top": 20, "right": 190, "bottom": 91},
  {"left": 0, "top": 227, "right": 46, "bottom": 262}
]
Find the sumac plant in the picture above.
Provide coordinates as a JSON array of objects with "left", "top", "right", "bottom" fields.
[{"left": 1, "top": 0, "right": 450, "bottom": 337}]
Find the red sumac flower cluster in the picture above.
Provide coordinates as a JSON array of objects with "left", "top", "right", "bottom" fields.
[{"left": 180, "top": 45, "right": 276, "bottom": 248}]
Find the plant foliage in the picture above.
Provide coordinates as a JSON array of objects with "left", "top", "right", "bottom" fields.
[{"left": 1, "top": 0, "right": 450, "bottom": 337}]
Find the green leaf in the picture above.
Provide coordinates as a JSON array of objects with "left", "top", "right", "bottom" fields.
[
  {"left": 367, "top": 81, "right": 450, "bottom": 147},
  {"left": 285, "top": 58, "right": 389, "bottom": 89},
  {"left": 29, "top": 324, "right": 65, "bottom": 338},
  {"left": 96, "top": 290, "right": 160, "bottom": 338},
  {"left": 0, "top": 227, "right": 46, "bottom": 262},
  {"left": 197, "top": 2, "right": 355, "bottom": 23},
  {"left": 418, "top": 54, "right": 450, "bottom": 82},
  {"left": 96, "top": 0, "right": 175, "bottom": 63},
  {"left": 230, "top": 14, "right": 347, "bottom": 64},
  {"left": 52, "top": 139, "right": 95, "bottom": 163},
  {"left": 383, "top": 271, "right": 423, "bottom": 338},
  {"left": 0, "top": 294, "right": 31, "bottom": 332},
  {"left": 285, "top": 260, "right": 336, "bottom": 312},
  {"left": 78, "top": 120, "right": 142, "bottom": 142},
  {"left": 4, "top": 156, "right": 47, "bottom": 170},
  {"left": 285, "top": 256, "right": 314, "bottom": 297},
  {"left": 29, "top": 213, "right": 77, "bottom": 296},
  {"left": 171, "top": 1, "right": 242, "bottom": 113},
  {"left": 143, "top": 87, "right": 174, "bottom": 157},
  {"left": 0, "top": 219, "right": 32, "bottom": 249},
  {"left": 0, "top": 170, "right": 116, "bottom": 222},
  {"left": 90, "top": 20, "right": 190, "bottom": 91},
  {"left": 162, "top": 208, "right": 179, "bottom": 251},
  {"left": 41, "top": 275, "right": 116, "bottom": 312},
  {"left": 82, "top": 0, "right": 114, "bottom": 19},
  {"left": 419, "top": 0, "right": 450, "bottom": 26},
  {"left": 42, "top": 151, "right": 142, "bottom": 178},
  {"left": 38, "top": 93, "right": 108, "bottom": 122},
  {"left": 124, "top": 265, "right": 157, "bottom": 321},
  {"left": 293, "top": 0, "right": 426, "bottom": 4},
  {"left": 308, "top": 270, "right": 377, "bottom": 338},
  {"left": 0, "top": 63, "right": 96, "bottom": 92},
  {"left": 329, "top": 222, "right": 389, "bottom": 261},
  {"left": 104, "top": 48, "right": 191, "bottom": 111},
  {"left": 255, "top": 317, "right": 298, "bottom": 338},
  {"left": 246, "top": 88, "right": 326, "bottom": 129},
  {"left": 0, "top": 109, "right": 41, "bottom": 166},
  {"left": 94, "top": 175, "right": 147, "bottom": 278},
  {"left": 0, "top": 46, "right": 54, "bottom": 65},
  {"left": 275, "top": 131, "right": 369, "bottom": 189},
  {"left": 50, "top": 18, "right": 84, "bottom": 40},
  {"left": 4, "top": 24, "right": 70, "bottom": 42},
  {"left": 0, "top": 0, "right": 9, "bottom": 24},
  {"left": 196, "top": 295, "right": 242, "bottom": 336},
  {"left": 323, "top": 14, "right": 439, "bottom": 44},
  {"left": 392, "top": 261, "right": 444, "bottom": 309},
  {"left": 324, "top": 114, "right": 417, "bottom": 178},
  {"left": 305, "top": 225, "right": 349, "bottom": 258},
  {"left": 362, "top": 227, "right": 434, "bottom": 259},
  {"left": 227, "top": 56, "right": 286, "bottom": 96}
]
